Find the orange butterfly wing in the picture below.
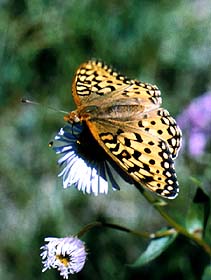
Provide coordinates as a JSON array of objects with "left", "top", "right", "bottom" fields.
[{"left": 67, "top": 60, "right": 182, "bottom": 198}]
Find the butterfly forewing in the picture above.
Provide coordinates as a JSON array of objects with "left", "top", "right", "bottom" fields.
[
  {"left": 68, "top": 60, "right": 182, "bottom": 199},
  {"left": 86, "top": 118, "right": 179, "bottom": 198},
  {"left": 132, "top": 108, "right": 182, "bottom": 159}
]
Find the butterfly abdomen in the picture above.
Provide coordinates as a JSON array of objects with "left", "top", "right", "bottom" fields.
[{"left": 78, "top": 103, "right": 145, "bottom": 122}]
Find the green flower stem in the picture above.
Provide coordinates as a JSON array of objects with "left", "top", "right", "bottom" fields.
[
  {"left": 77, "top": 187, "right": 211, "bottom": 256},
  {"left": 139, "top": 187, "right": 211, "bottom": 256},
  {"left": 77, "top": 221, "right": 176, "bottom": 240},
  {"left": 77, "top": 221, "right": 149, "bottom": 239}
]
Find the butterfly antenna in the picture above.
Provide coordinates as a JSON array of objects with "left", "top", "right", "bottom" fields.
[{"left": 21, "top": 98, "right": 69, "bottom": 114}]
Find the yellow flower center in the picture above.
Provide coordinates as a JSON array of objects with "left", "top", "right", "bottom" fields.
[{"left": 56, "top": 255, "right": 70, "bottom": 267}]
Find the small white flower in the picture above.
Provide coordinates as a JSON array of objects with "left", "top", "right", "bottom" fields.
[
  {"left": 40, "top": 236, "right": 87, "bottom": 279},
  {"left": 52, "top": 123, "right": 133, "bottom": 195}
]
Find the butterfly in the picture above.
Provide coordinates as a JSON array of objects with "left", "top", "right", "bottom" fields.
[{"left": 64, "top": 60, "right": 182, "bottom": 199}]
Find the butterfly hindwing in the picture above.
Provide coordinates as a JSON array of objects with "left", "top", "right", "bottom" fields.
[{"left": 72, "top": 60, "right": 162, "bottom": 107}]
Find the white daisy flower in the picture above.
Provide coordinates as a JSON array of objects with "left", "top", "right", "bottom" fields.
[
  {"left": 52, "top": 123, "right": 133, "bottom": 195},
  {"left": 40, "top": 236, "right": 87, "bottom": 279}
]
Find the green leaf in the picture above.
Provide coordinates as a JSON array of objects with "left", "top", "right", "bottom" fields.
[
  {"left": 186, "top": 187, "right": 210, "bottom": 236},
  {"left": 202, "top": 265, "right": 211, "bottom": 280},
  {"left": 190, "top": 176, "right": 203, "bottom": 187},
  {"left": 131, "top": 231, "right": 177, "bottom": 267}
]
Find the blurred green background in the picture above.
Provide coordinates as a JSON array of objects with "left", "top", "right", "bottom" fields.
[{"left": 1, "top": 1, "right": 211, "bottom": 279}]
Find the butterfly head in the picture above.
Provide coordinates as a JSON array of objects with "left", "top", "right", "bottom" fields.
[{"left": 64, "top": 111, "right": 81, "bottom": 123}]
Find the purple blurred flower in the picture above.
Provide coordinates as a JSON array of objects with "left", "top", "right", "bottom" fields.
[{"left": 177, "top": 92, "right": 211, "bottom": 157}]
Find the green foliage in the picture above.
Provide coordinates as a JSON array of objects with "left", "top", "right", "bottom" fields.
[
  {"left": 1, "top": 1, "right": 211, "bottom": 279},
  {"left": 203, "top": 265, "right": 211, "bottom": 280},
  {"left": 186, "top": 187, "right": 210, "bottom": 236},
  {"left": 132, "top": 230, "right": 177, "bottom": 267}
]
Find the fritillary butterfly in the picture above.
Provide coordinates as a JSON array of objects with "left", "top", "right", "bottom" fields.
[{"left": 64, "top": 60, "right": 182, "bottom": 199}]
